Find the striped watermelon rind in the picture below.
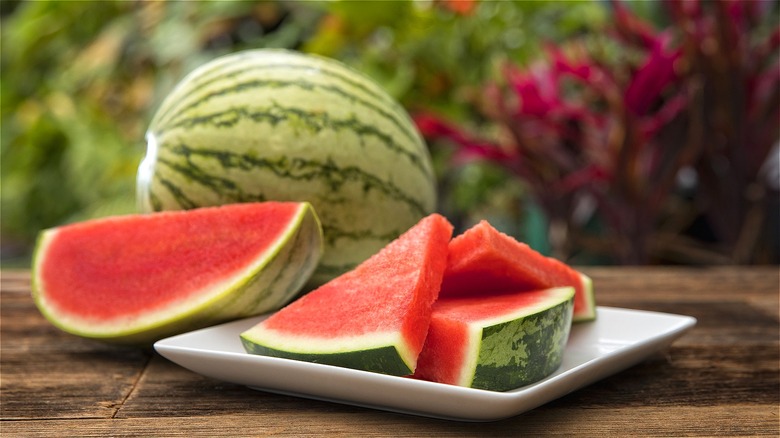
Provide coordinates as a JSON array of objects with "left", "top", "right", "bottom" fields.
[
  {"left": 241, "top": 331, "right": 415, "bottom": 376},
  {"left": 31, "top": 203, "right": 323, "bottom": 345},
  {"left": 414, "top": 287, "right": 574, "bottom": 391},
  {"left": 471, "top": 288, "right": 573, "bottom": 390},
  {"left": 138, "top": 49, "right": 436, "bottom": 285}
]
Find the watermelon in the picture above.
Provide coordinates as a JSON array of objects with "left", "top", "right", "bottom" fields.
[
  {"left": 441, "top": 220, "right": 596, "bottom": 322},
  {"left": 413, "top": 287, "right": 574, "bottom": 391},
  {"left": 240, "top": 214, "right": 453, "bottom": 375},
  {"left": 137, "top": 49, "right": 437, "bottom": 285},
  {"left": 31, "top": 202, "right": 323, "bottom": 345}
]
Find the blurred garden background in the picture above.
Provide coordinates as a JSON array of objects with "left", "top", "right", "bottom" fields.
[{"left": 1, "top": 0, "right": 778, "bottom": 267}]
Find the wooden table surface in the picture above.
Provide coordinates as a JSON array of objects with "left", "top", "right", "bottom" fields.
[{"left": 2, "top": 267, "right": 778, "bottom": 436}]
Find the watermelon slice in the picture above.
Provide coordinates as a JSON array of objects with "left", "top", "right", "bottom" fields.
[
  {"left": 440, "top": 221, "right": 596, "bottom": 322},
  {"left": 413, "top": 287, "right": 574, "bottom": 391},
  {"left": 240, "top": 213, "right": 454, "bottom": 376},
  {"left": 32, "top": 202, "right": 323, "bottom": 345}
]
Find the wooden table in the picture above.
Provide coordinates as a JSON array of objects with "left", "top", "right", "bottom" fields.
[{"left": 2, "top": 267, "right": 778, "bottom": 436}]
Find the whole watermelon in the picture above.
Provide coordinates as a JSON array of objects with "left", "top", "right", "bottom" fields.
[{"left": 137, "top": 49, "right": 437, "bottom": 285}]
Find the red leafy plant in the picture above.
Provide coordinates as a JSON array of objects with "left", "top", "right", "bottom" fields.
[{"left": 416, "top": 0, "right": 779, "bottom": 264}]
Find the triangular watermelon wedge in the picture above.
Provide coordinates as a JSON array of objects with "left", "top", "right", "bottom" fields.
[
  {"left": 440, "top": 220, "right": 596, "bottom": 322},
  {"left": 240, "top": 213, "right": 454, "bottom": 376},
  {"left": 32, "top": 202, "right": 323, "bottom": 345}
]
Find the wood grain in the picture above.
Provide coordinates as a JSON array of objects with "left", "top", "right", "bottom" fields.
[{"left": 2, "top": 267, "right": 778, "bottom": 436}]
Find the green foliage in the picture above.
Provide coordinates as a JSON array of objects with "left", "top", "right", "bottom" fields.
[
  {"left": 415, "top": 0, "right": 780, "bottom": 264},
  {"left": 0, "top": 1, "right": 319, "bottom": 264},
  {"left": 1, "top": 1, "right": 140, "bottom": 248},
  {"left": 301, "top": 0, "right": 607, "bottom": 248},
  {"left": 0, "top": 0, "right": 607, "bottom": 264},
  {"left": 304, "top": 0, "right": 607, "bottom": 115}
]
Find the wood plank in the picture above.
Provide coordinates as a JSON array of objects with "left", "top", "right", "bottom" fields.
[
  {"left": 2, "top": 267, "right": 778, "bottom": 435},
  {"left": 112, "top": 342, "right": 779, "bottom": 419},
  {"left": 0, "top": 350, "right": 151, "bottom": 420},
  {"left": 2, "top": 405, "right": 778, "bottom": 437},
  {"left": 583, "top": 267, "right": 779, "bottom": 297},
  {"left": 1, "top": 271, "right": 152, "bottom": 419},
  {"left": 583, "top": 267, "right": 780, "bottom": 321},
  {"left": 114, "top": 354, "right": 364, "bottom": 418},
  {"left": 0, "top": 271, "right": 32, "bottom": 293},
  {"left": 114, "top": 294, "right": 778, "bottom": 418}
]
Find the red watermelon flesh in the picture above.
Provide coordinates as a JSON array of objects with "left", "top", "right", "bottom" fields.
[
  {"left": 440, "top": 221, "right": 596, "bottom": 322},
  {"left": 32, "top": 202, "right": 323, "bottom": 344},
  {"left": 240, "top": 213, "right": 454, "bottom": 375}
]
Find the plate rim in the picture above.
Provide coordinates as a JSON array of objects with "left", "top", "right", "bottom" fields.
[{"left": 154, "top": 306, "right": 697, "bottom": 421}]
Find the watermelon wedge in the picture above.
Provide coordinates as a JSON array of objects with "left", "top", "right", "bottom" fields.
[
  {"left": 441, "top": 221, "right": 596, "bottom": 322},
  {"left": 413, "top": 287, "right": 574, "bottom": 391},
  {"left": 32, "top": 202, "right": 323, "bottom": 345},
  {"left": 240, "top": 214, "right": 453, "bottom": 375}
]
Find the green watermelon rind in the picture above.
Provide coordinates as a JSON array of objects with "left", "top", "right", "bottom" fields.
[
  {"left": 463, "top": 287, "right": 574, "bottom": 391},
  {"left": 574, "top": 273, "right": 597, "bottom": 322},
  {"left": 30, "top": 202, "right": 324, "bottom": 345},
  {"left": 241, "top": 337, "right": 412, "bottom": 376},
  {"left": 239, "top": 328, "right": 416, "bottom": 376},
  {"left": 137, "top": 49, "right": 437, "bottom": 285}
]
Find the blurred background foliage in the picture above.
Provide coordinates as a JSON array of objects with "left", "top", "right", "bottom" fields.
[{"left": 1, "top": 0, "right": 777, "bottom": 267}]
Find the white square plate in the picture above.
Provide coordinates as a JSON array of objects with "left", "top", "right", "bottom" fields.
[{"left": 154, "top": 306, "right": 696, "bottom": 421}]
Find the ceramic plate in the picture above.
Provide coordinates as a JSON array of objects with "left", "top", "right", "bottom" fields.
[{"left": 154, "top": 306, "right": 696, "bottom": 421}]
